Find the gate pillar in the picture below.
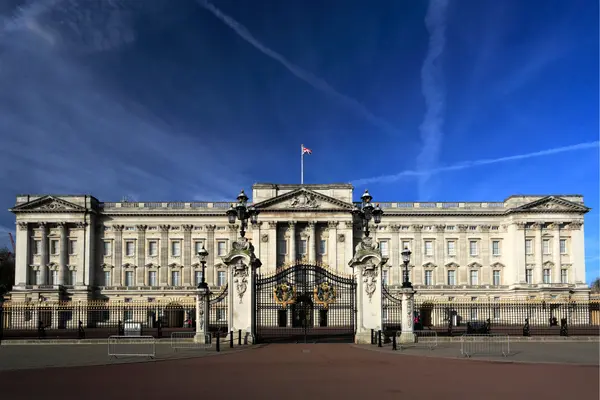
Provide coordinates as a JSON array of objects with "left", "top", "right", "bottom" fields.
[
  {"left": 399, "top": 288, "right": 416, "bottom": 343},
  {"left": 222, "top": 236, "right": 261, "bottom": 344},
  {"left": 194, "top": 287, "right": 211, "bottom": 344},
  {"left": 349, "top": 237, "right": 388, "bottom": 344}
]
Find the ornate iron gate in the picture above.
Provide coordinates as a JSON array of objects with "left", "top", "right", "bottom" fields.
[
  {"left": 382, "top": 285, "right": 402, "bottom": 332},
  {"left": 255, "top": 264, "right": 356, "bottom": 343}
]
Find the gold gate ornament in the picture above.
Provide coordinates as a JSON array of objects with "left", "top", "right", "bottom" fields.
[
  {"left": 273, "top": 282, "right": 297, "bottom": 308},
  {"left": 314, "top": 281, "right": 337, "bottom": 309}
]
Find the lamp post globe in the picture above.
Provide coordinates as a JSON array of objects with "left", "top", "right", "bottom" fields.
[
  {"left": 226, "top": 189, "right": 260, "bottom": 238},
  {"left": 353, "top": 190, "right": 383, "bottom": 238},
  {"left": 197, "top": 244, "right": 209, "bottom": 290}
]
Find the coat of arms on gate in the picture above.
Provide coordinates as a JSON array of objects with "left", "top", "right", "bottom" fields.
[
  {"left": 314, "top": 281, "right": 337, "bottom": 309},
  {"left": 273, "top": 282, "right": 296, "bottom": 308}
]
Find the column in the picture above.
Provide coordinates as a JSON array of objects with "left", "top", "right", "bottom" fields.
[
  {"left": 327, "top": 222, "right": 338, "bottom": 271},
  {"left": 15, "top": 222, "right": 30, "bottom": 286},
  {"left": 435, "top": 225, "right": 445, "bottom": 284},
  {"left": 308, "top": 221, "right": 316, "bottom": 263},
  {"left": 552, "top": 223, "right": 561, "bottom": 284},
  {"left": 480, "top": 225, "right": 491, "bottom": 283},
  {"left": 267, "top": 222, "right": 277, "bottom": 270},
  {"left": 183, "top": 225, "right": 193, "bottom": 286},
  {"left": 343, "top": 221, "right": 353, "bottom": 272},
  {"left": 458, "top": 225, "right": 467, "bottom": 284},
  {"left": 389, "top": 225, "right": 400, "bottom": 284},
  {"left": 76, "top": 222, "right": 87, "bottom": 286},
  {"left": 84, "top": 216, "right": 96, "bottom": 286},
  {"left": 58, "top": 222, "right": 68, "bottom": 285},
  {"left": 136, "top": 225, "right": 147, "bottom": 286},
  {"left": 288, "top": 221, "right": 296, "bottom": 263},
  {"left": 569, "top": 221, "right": 585, "bottom": 283},
  {"left": 205, "top": 225, "right": 216, "bottom": 286},
  {"left": 159, "top": 225, "right": 170, "bottom": 286},
  {"left": 253, "top": 222, "right": 262, "bottom": 259},
  {"left": 39, "top": 222, "right": 48, "bottom": 285},
  {"left": 534, "top": 222, "right": 543, "bottom": 283},
  {"left": 113, "top": 225, "right": 124, "bottom": 286},
  {"left": 412, "top": 225, "right": 423, "bottom": 283},
  {"left": 510, "top": 222, "right": 526, "bottom": 284}
]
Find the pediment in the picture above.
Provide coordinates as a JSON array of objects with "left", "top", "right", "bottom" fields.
[
  {"left": 145, "top": 263, "right": 159, "bottom": 269},
  {"left": 422, "top": 262, "right": 437, "bottom": 269},
  {"left": 168, "top": 263, "right": 183, "bottom": 269},
  {"left": 468, "top": 262, "right": 482, "bottom": 269},
  {"left": 512, "top": 196, "right": 590, "bottom": 213},
  {"left": 11, "top": 196, "right": 87, "bottom": 213},
  {"left": 445, "top": 262, "right": 460, "bottom": 269},
  {"left": 253, "top": 188, "right": 353, "bottom": 211},
  {"left": 490, "top": 262, "right": 505, "bottom": 269}
]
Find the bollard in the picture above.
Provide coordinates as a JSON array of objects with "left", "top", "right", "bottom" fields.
[
  {"left": 215, "top": 332, "right": 220, "bottom": 352},
  {"left": 230, "top": 330, "right": 234, "bottom": 348},
  {"left": 238, "top": 329, "right": 242, "bottom": 346},
  {"left": 378, "top": 330, "right": 382, "bottom": 348},
  {"left": 392, "top": 334, "right": 397, "bottom": 351},
  {"left": 371, "top": 329, "right": 375, "bottom": 345},
  {"left": 78, "top": 320, "right": 85, "bottom": 340}
]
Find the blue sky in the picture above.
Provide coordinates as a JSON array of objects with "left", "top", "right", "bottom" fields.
[{"left": 0, "top": 0, "right": 598, "bottom": 282}]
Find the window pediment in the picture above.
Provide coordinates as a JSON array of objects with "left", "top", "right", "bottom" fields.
[
  {"left": 445, "top": 262, "right": 460, "bottom": 269},
  {"left": 490, "top": 262, "right": 505, "bottom": 269},
  {"left": 468, "top": 262, "right": 482, "bottom": 269},
  {"left": 422, "top": 262, "right": 437, "bottom": 269}
]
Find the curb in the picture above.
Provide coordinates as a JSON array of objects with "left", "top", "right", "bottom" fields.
[{"left": 0, "top": 338, "right": 239, "bottom": 346}]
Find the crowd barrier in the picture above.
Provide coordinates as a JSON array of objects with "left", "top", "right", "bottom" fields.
[
  {"left": 396, "top": 330, "right": 438, "bottom": 350},
  {"left": 170, "top": 332, "right": 212, "bottom": 351},
  {"left": 107, "top": 335, "right": 156, "bottom": 358},
  {"left": 460, "top": 334, "right": 510, "bottom": 358}
]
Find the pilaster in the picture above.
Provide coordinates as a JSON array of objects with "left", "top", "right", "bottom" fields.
[
  {"left": 327, "top": 222, "right": 338, "bottom": 271},
  {"left": 533, "top": 222, "right": 543, "bottom": 284},
  {"left": 569, "top": 221, "right": 585, "bottom": 283},
  {"left": 267, "top": 222, "right": 277, "bottom": 270},
  {"left": 136, "top": 225, "right": 147, "bottom": 286},
  {"left": 412, "top": 225, "right": 423, "bottom": 284},
  {"left": 205, "top": 225, "right": 216, "bottom": 285},
  {"left": 159, "top": 225, "right": 170, "bottom": 287},
  {"left": 15, "top": 222, "right": 30, "bottom": 286},
  {"left": 113, "top": 225, "right": 124, "bottom": 286},
  {"left": 58, "top": 222, "right": 68, "bottom": 286},
  {"left": 39, "top": 222, "right": 48, "bottom": 285},
  {"left": 182, "top": 225, "right": 193, "bottom": 286},
  {"left": 480, "top": 225, "right": 491, "bottom": 284},
  {"left": 308, "top": 221, "right": 316, "bottom": 263},
  {"left": 389, "top": 225, "right": 400, "bottom": 284},
  {"left": 435, "top": 225, "right": 445, "bottom": 284},
  {"left": 551, "top": 223, "right": 561, "bottom": 284},
  {"left": 457, "top": 225, "right": 467, "bottom": 284},
  {"left": 75, "top": 222, "right": 87, "bottom": 286},
  {"left": 511, "top": 222, "right": 526, "bottom": 284},
  {"left": 288, "top": 221, "right": 296, "bottom": 263},
  {"left": 344, "top": 221, "right": 354, "bottom": 272}
]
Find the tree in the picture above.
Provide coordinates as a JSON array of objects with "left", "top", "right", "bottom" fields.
[
  {"left": 0, "top": 247, "right": 15, "bottom": 296},
  {"left": 592, "top": 277, "right": 600, "bottom": 294}
]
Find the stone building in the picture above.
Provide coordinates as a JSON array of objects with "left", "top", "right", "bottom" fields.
[{"left": 7, "top": 183, "right": 591, "bottom": 303}]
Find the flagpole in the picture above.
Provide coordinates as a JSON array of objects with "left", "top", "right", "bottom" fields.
[{"left": 300, "top": 143, "right": 304, "bottom": 185}]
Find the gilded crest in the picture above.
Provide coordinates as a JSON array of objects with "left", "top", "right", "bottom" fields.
[
  {"left": 273, "top": 282, "right": 296, "bottom": 308},
  {"left": 314, "top": 281, "right": 337, "bottom": 309}
]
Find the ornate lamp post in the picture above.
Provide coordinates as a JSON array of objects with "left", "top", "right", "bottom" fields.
[
  {"left": 401, "top": 247, "right": 412, "bottom": 288},
  {"left": 351, "top": 190, "right": 383, "bottom": 237},
  {"left": 226, "top": 190, "right": 259, "bottom": 238},
  {"left": 197, "top": 244, "right": 209, "bottom": 290}
]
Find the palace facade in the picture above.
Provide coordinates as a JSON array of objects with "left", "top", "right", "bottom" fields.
[{"left": 8, "top": 183, "right": 591, "bottom": 303}]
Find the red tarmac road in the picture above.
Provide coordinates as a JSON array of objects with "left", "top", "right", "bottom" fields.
[{"left": 0, "top": 344, "right": 597, "bottom": 400}]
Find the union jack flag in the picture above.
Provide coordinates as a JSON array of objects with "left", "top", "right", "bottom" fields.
[{"left": 302, "top": 146, "right": 312, "bottom": 155}]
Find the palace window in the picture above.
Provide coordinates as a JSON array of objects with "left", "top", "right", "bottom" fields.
[
  {"left": 525, "top": 269, "right": 533, "bottom": 284},
  {"left": 104, "top": 271, "right": 111, "bottom": 286},
  {"left": 447, "top": 270, "right": 456, "bottom": 285},
  {"left": 217, "top": 241, "right": 227, "bottom": 256},
  {"left": 469, "top": 241, "right": 478, "bottom": 257},
  {"left": 217, "top": 271, "right": 227, "bottom": 287},
  {"left": 103, "top": 241, "right": 112, "bottom": 256},
  {"left": 492, "top": 270, "right": 501, "bottom": 286},
  {"left": 68, "top": 240, "right": 77, "bottom": 255},
  {"left": 148, "top": 241, "right": 158, "bottom": 256},
  {"left": 492, "top": 240, "right": 500, "bottom": 256},
  {"left": 560, "top": 269, "right": 568, "bottom": 284},
  {"left": 543, "top": 268, "right": 551, "bottom": 284},
  {"left": 171, "top": 271, "right": 180, "bottom": 286},
  {"left": 543, "top": 239, "right": 551, "bottom": 255},
  {"left": 33, "top": 240, "right": 41, "bottom": 255},
  {"left": 560, "top": 239, "right": 567, "bottom": 254},
  {"left": 319, "top": 240, "right": 327, "bottom": 255},
  {"left": 469, "top": 270, "right": 479, "bottom": 285},
  {"left": 402, "top": 241, "right": 410, "bottom": 251},
  {"left": 382, "top": 270, "right": 388, "bottom": 285},
  {"left": 125, "top": 241, "right": 135, "bottom": 257},
  {"left": 194, "top": 240, "right": 205, "bottom": 255},
  {"left": 424, "top": 241, "right": 433, "bottom": 256},
  {"left": 50, "top": 240, "right": 59, "bottom": 255},
  {"left": 424, "top": 270, "right": 433, "bottom": 286},
  {"left": 125, "top": 271, "right": 134, "bottom": 287},
  {"left": 171, "top": 241, "right": 181, "bottom": 257},
  {"left": 447, "top": 241, "right": 456, "bottom": 256},
  {"left": 195, "top": 271, "right": 204, "bottom": 286},
  {"left": 148, "top": 271, "right": 157, "bottom": 286},
  {"left": 298, "top": 240, "right": 307, "bottom": 257},
  {"left": 525, "top": 239, "right": 533, "bottom": 255},
  {"left": 277, "top": 239, "right": 287, "bottom": 255},
  {"left": 379, "top": 241, "right": 389, "bottom": 258}
]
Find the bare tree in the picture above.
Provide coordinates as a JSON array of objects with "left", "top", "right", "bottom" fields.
[{"left": 591, "top": 277, "right": 600, "bottom": 294}]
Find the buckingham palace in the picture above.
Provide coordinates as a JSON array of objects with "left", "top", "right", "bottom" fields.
[{"left": 6, "top": 183, "right": 591, "bottom": 304}]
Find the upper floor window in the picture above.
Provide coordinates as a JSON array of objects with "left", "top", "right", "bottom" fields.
[
  {"left": 492, "top": 240, "right": 500, "bottom": 256},
  {"left": 104, "top": 271, "right": 111, "bottom": 286},
  {"left": 469, "top": 270, "right": 479, "bottom": 285},
  {"left": 194, "top": 240, "right": 205, "bottom": 255},
  {"left": 543, "top": 239, "right": 551, "bottom": 255},
  {"left": 492, "top": 270, "right": 501, "bottom": 286},
  {"left": 379, "top": 241, "right": 389, "bottom": 257},
  {"left": 382, "top": 269, "right": 388, "bottom": 285},
  {"left": 298, "top": 240, "right": 307, "bottom": 257},
  {"left": 319, "top": 240, "right": 327, "bottom": 255},
  {"left": 148, "top": 241, "right": 158, "bottom": 256},
  {"left": 525, "top": 269, "right": 533, "bottom": 284},
  {"left": 217, "top": 271, "right": 227, "bottom": 287},
  {"left": 424, "top": 241, "right": 433, "bottom": 256},
  {"left": 447, "top": 241, "right": 456, "bottom": 256},
  {"left": 50, "top": 240, "right": 59, "bottom": 255},
  {"left": 559, "top": 239, "right": 567, "bottom": 254},
  {"left": 401, "top": 241, "right": 410, "bottom": 251},
  {"left": 469, "top": 241, "right": 478, "bottom": 256},
  {"left": 560, "top": 269, "right": 568, "bottom": 284},
  {"left": 543, "top": 268, "right": 551, "bottom": 284},
  {"left": 68, "top": 240, "right": 77, "bottom": 255},
  {"left": 525, "top": 239, "right": 533, "bottom": 255},
  {"left": 171, "top": 270, "right": 180, "bottom": 286},
  {"left": 277, "top": 239, "right": 287, "bottom": 255},
  {"left": 125, "top": 241, "right": 135, "bottom": 257},
  {"left": 103, "top": 241, "right": 112, "bottom": 256},
  {"left": 447, "top": 270, "right": 456, "bottom": 285},
  {"left": 171, "top": 240, "right": 181, "bottom": 257},
  {"left": 424, "top": 270, "right": 433, "bottom": 285},
  {"left": 217, "top": 241, "right": 227, "bottom": 256}
]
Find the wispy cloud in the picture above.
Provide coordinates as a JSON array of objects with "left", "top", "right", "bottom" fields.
[
  {"left": 196, "top": 0, "right": 398, "bottom": 136},
  {"left": 351, "top": 141, "right": 599, "bottom": 186},
  {"left": 416, "top": 0, "right": 450, "bottom": 200},
  {"left": 0, "top": 1, "right": 246, "bottom": 205}
]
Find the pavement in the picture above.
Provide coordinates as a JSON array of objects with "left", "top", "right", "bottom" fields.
[
  {"left": 358, "top": 341, "right": 600, "bottom": 365},
  {"left": 0, "top": 343, "right": 597, "bottom": 400}
]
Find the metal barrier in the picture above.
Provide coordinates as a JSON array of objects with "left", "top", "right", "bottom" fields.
[
  {"left": 396, "top": 330, "right": 438, "bottom": 350},
  {"left": 170, "top": 332, "right": 212, "bottom": 351},
  {"left": 460, "top": 334, "right": 510, "bottom": 358},
  {"left": 107, "top": 335, "right": 156, "bottom": 358}
]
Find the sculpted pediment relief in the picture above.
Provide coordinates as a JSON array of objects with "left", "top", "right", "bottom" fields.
[
  {"left": 11, "top": 196, "right": 87, "bottom": 213},
  {"left": 254, "top": 188, "right": 353, "bottom": 211},
  {"left": 513, "top": 196, "right": 589, "bottom": 213}
]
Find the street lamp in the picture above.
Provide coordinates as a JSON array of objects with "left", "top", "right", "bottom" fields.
[
  {"left": 351, "top": 190, "right": 383, "bottom": 237},
  {"left": 401, "top": 247, "right": 412, "bottom": 288},
  {"left": 197, "top": 244, "right": 209, "bottom": 290},
  {"left": 226, "top": 189, "right": 259, "bottom": 238}
]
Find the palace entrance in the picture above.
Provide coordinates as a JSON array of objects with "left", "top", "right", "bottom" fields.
[{"left": 254, "top": 263, "right": 356, "bottom": 343}]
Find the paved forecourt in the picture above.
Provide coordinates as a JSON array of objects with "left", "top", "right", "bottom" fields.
[{"left": 0, "top": 344, "right": 597, "bottom": 400}]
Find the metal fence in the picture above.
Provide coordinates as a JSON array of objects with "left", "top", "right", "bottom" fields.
[
  {"left": 460, "top": 334, "right": 510, "bottom": 357},
  {"left": 413, "top": 299, "right": 599, "bottom": 337},
  {"left": 107, "top": 335, "right": 156, "bottom": 358},
  {"left": 170, "top": 331, "right": 212, "bottom": 351},
  {"left": 382, "top": 285, "right": 402, "bottom": 332},
  {"left": 0, "top": 285, "right": 229, "bottom": 340}
]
